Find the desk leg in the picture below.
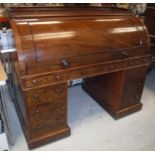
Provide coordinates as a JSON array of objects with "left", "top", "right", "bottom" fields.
[{"left": 82, "top": 66, "right": 148, "bottom": 119}]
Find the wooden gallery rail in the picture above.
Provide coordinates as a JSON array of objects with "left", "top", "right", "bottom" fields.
[{"left": 8, "top": 6, "right": 150, "bottom": 149}]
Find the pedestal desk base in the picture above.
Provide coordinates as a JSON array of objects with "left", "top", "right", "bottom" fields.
[{"left": 82, "top": 66, "right": 146, "bottom": 119}]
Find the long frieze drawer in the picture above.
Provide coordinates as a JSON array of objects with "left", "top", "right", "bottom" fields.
[
  {"left": 59, "top": 48, "right": 148, "bottom": 68},
  {"left": 28, "top": 98, "right": 67, "bottom": 122},
  {"left": 25, "top": 48, "right": 149, "bottom": 75},
  {"left": 69, "top": 56, "right": 150, "bottom": 80},
  {"left": 25, "top": 83, "right": 67, "bottom": 107},
  {"left": 23, "top": 72, "right": 68, "bottom": 88}
]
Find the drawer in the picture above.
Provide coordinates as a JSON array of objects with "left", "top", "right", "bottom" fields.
[
  {"left": 120, "top": 83, "right": 144, "bottom": 109},
  {"left": 28, "top": 97, "right": 67, "bottom": 123},
  {"left": 30, "top": 114, "right": 67, "bottom": 138},
  {"left": 123, "top": 66, "right": 148, "bottom": 83},
  {"left": 60, "top": 48, "right": 147, "bottom": 69},
  {"left": 125, "top": 57, "right": 150, "bottom": 68},
  {"left": 69, "top": 66, "right": 105, "bottom": 80},
  {"left": 23, "top": 72, "right": 68, "bottom": 88},
  {"left": 25, "top": 83, "right": 67, "bottom": 107},
  {"left": 69, "top": 57, "right": 150, "bottom": 80}
]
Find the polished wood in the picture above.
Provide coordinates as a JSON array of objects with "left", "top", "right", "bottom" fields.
[
  {"left": 9, "top": 6, "right": 150, "bottom": 149},
  {"left": 144, "top": 7, "right": 155, "bottom": 69},
  {"left": 82, "top": 66, "right": 147, "bottom": 119}
]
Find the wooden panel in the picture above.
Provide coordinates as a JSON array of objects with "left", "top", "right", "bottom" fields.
[{"left": 29, "top": 16, "right": 142, "bottom": 61}]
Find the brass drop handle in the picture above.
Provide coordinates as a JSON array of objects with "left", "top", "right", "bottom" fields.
[
  {"left": 34, "top": 125, "right": 43, "bottom": 132},
  {"left": 128, "top": 61, "right": 134, "bottom": 65},
  {"left": 33, "top": 109, "right": 40, "bottom": 115},
  {"left": 33, "top": 94, "right": 39, "bottom": 99},
  {"left": 110, "top": 65, "right": 115, "bottom": 70},
  {"left": 56, "top": 118, "right": 61, "bottom": 123},
  {"left": 141, "top": 59, "right": 146, "bottom": 63},
  {"left": 122, "top": 51, "right": 129, "bottom": 57},
  {"left": 55, "top": 89, "right": 63, "bottom": 95},
  {"left": 61, "top": 59, "right": 70, "bottom": 68},
  {"left": 35, "top": 109, "right": 40, "bottom": 113},
  {"left": 32, "top": 79, "right": 37, "bottom": 84},
  {"left": 135, "top": 95, "right": 139, "bottom": 100},
  {"left": 55, "top": 74, "right": 61, "bottom": 80},
  {"left": 81, "top": 70, "right": 87, "bottom": 76},
  {"left": 125, "top": 86, "right": 129, "bottom": 90}
]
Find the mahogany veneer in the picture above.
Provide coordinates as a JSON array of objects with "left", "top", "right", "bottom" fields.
[{"left": 8, "top": 6, "right": 150, "bottom": 149}]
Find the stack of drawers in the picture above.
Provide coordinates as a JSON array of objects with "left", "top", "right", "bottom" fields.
[
  {"left": 119, "top": 66, "right": 148, "bottom": 110},
  {"left": 25, "top": 83, "right": 68, "bottom": 139}
]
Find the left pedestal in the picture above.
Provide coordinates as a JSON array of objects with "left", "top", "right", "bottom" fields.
[{"left": 13, "top": 81, "right": 70, "bottom": 149}]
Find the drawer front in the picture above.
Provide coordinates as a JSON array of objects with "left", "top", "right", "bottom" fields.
[
  {"left": 58, "top": 48, "right": 148, "bottom": 69},
  {"left": 69, "top": 66, "right": 104, "bottom": 80},
  {"left": 69, "top": 56, "right": 150, "bottom": 80},
  {"left": 25, "top": 47, "right": 148, "bottom": 75},
  {"left": 28, "top": 97, "right": 66, "bottom": 123},
  {"left": 123, "top": 66, "right": 148, "bottom": 83},
  {"left": 25, "top": 83, "right": 67, "bottom": 107},
  {"left": 30, "top": 114, "right": 67, "bottom": 138},
  {"left": 119, "top": 66, "right": 147, "bottom": 109},
  {"left": 28, "top": 96, "right": 67, "bottom": 138},
  {"left": 120, "top": 80, "right": 145, "bottom": 109},
  {"left": 23, "top": 72, "right": 68, "bottom": 88}
]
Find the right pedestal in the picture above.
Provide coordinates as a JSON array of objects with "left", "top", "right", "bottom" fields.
[{"left": 82, "top": 66, "right": 148, "bottom": 119}]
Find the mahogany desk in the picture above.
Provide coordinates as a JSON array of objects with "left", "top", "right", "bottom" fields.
[{"left": 8, "top": 6, "right": 151, "bottom": 149}]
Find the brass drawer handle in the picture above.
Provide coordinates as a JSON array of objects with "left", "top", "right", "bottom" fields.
[
  {"left": 128, "top": 61, "right": 134, "bottom": 66},
  {"left": 122, "top": 51, "right": 129, "bottom": 57},
  {"left": 33, "top": 94, "right": 39, "bottom": 99},
  {"left": 32, "top": 109, "right": 40, "bottom": 115},
  {"left": 61, "top": 59, "right": 70, "bottom": 68},
  {"left": 32, "top": 79, "right": 38, "bottom": 84},
  {"left": 141, "top": 59, "right": 146, "bottom": 63},
  {"left": 55, "top": 89, "right": 63, "bottom": 95},
  {"left": 35, "top": 109, "right": 40, "bottom": 114},
  {"left": 125, "top": 86, "right": 129, "bottom": 90},
  {"left": 81, "top": 70, "right": 87, "bottom": 76},
  {"left": 55, "top": 74, "right": 61, "bottom": 80},
  {"left": 33, "top": 125, "right": 44, "bottom": 132},
  {"left": 56, "top": 118, "right": 62, "bottom": 123},
  {"left": 135, "top": 95, "right": 139, "bottom": 100},
  {"left": 109, "top": 65, "right": 115, "bottom": 70}
]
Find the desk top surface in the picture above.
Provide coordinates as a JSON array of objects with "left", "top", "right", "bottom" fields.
[{"left": 0, "top": 62, "right": 7, "bottom": 82}]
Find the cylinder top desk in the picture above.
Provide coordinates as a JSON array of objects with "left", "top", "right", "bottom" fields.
[{"left": 8, "top": 6, "right": 150, "bottom": 149}]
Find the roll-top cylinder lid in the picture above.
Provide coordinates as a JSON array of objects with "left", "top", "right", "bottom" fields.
[{"left": 9, "top": 7, "right": 148, "bottom": 64}]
